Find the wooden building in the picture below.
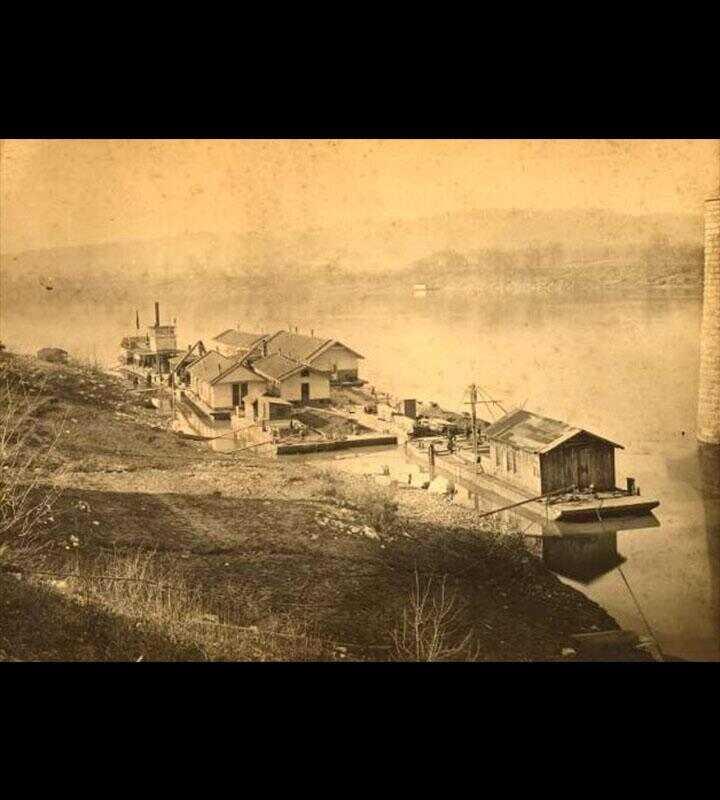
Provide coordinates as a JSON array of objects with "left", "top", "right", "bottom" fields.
[
  {"left": 482, "top": 409, "right": 622, "bottom": 496},
  {"left": 261, "top": 330, "right": 364, "bottom": 384},
  {"left": 250, "top": 353, "right": 331, "bottom": 406},
  {"left": 185, "top": 350, "right": 265, "bottom": 412},
  {"left": 211, "top": 326, "right": 364, "bottom": 384}
]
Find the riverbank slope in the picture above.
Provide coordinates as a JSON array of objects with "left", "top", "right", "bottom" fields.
[{"left": 0, "top": 351, "right": 648, "bottom": 661}]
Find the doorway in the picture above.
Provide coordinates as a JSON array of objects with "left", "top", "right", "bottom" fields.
[
  {"left": 574, "top": 447, "right": 591, "bottom": 489},
  {"left": 301, "top": 382, "right": 310, "bottom": 404},
  {"left": 232, "top": 382, "right": 248, "bottom": 408}
]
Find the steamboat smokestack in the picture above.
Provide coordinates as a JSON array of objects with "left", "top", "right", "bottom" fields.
[
  {"left": 155, "top": 302, "right": 161, "bottom": 328},
  {"left": 698, "top": 195, "right": 720, "bottom": 444}
]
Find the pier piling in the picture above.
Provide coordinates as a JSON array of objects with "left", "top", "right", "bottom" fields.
[{"left": 698, "top": 194, "right": 720, "bottom": 444}]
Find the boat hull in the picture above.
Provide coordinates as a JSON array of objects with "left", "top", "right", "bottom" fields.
[{"left": 556, "top": 497, "right": 660, "bottom": 522}]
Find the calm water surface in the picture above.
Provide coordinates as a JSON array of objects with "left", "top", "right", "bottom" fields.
[{"left": 3, "top": 288, "right": 718, "bottom": 660}]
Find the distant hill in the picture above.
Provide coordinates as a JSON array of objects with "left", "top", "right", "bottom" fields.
[{"left": 1, "top": 207, "right": 704, "bottom": 299}]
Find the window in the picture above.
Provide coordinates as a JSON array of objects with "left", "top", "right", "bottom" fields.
[
  {"left": 506, "top": 448, "right": 512, "bottom": 472},
  {"left": 495, "top": 445, "right": 501, "bottom": 466},
  {"left": 301, "top": 368, "right": 310, "bottom": 378}
]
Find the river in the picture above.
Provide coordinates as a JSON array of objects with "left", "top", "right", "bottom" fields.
[{"left": 2, "top": 286, "right": 717, "bottom": 660}]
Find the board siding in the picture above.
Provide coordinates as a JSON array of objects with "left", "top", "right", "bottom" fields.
[{"left": 540, "top": 443, "right": 615, "bottom": 493}]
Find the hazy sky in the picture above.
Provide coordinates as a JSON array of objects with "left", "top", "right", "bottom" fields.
[{"left": 1, "top": 139, "right": 718, "bottom": 254}]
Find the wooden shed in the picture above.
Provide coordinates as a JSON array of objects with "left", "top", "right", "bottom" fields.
[{"left": 483, "top": 409, "right": 623, "bottom": 496}]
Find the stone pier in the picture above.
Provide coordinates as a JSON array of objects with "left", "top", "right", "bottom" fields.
[{"left": 698, "top": 197, "right": 720, "bottom": 445}]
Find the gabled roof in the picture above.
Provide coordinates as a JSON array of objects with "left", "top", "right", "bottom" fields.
[
  {"left": 311, "top": 338, "right": 365, "bottom": 361},
  {"left": 484, "top": 408, "right": 623, "bottom": 454},
  {"left": 185, "top": 350, "right": 235, "bottom": 382},
  {"left": 252, "top": 352, "right": 325, "bottom": 382},
  {"left": 210, "top": 361, "right": 265, "bottom": 386},
  {"left": 264, "top": 330, "right": 331, "bottom": 362},
  {"left": 212, "top": 329, "right": 268, "bottom": 350},
  {"left": 265, "top": 331, "right": 364, "bottom": 363}
]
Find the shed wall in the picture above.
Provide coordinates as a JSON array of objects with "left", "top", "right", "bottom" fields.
[
  {"left": 211, "top": 380, "right": 266, "bottom": 410},
  {"left": 487, "top": 442, "right": 542, "bottom": 495},
  {"left": 279, "top": 370, "right": 331, "bottom": 403},
  {"left": 540, "top": 443, "right": 616, "bottom": 492},
  {"left": 311, "top": 346, "right": 359, "bottom": 376}
]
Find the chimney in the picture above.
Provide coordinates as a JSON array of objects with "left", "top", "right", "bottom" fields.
[
  {"left": 698, "top": 192, "right": 720, "bottom": 444},
  {"left": 155, "top": 302, "right": 160, "bottom": 328}
]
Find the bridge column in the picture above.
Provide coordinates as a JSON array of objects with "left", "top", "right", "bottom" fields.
[{"left": 698, "top": 197, "right": 720, "bottom": 444}]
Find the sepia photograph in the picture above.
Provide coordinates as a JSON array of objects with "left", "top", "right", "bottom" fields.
[{"left": 0, "top": 138, "right": 718, "bottom": 664}]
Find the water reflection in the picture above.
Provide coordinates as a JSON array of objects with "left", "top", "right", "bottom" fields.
[
  {"left": 539, "top": 516, "right": 660, "bottom": 585},
  {"left": 542, "top": 532, "right": 625, "bottom": 583}
]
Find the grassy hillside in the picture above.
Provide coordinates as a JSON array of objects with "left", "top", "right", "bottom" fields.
[{"left": 0, "top": 352, "right": 649, "bottom": 661}]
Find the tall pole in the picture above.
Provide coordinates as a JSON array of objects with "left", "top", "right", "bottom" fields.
[{"left": 469, "top": 383, "right": 479, "bottom": 462}]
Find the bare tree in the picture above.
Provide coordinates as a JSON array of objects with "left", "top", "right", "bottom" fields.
[{"left": 391, "top": 570, "right": 478, "bottom": 662}]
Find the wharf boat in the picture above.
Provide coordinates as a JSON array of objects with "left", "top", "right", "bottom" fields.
[{"left": 405, "top": 407, "right": 660, "bottom": 523}]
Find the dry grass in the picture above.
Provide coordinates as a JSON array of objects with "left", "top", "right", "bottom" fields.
[
  {"left": 50, "top": 550, "right": 338, "bottom": 661},
  {"left": 0, "top": 374, "right": 67, "bottom": 568}
]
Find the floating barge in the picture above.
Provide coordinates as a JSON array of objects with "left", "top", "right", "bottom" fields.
[
  {"left": 406, "top": 407, "right": 659, "bottom": 522},
  {"left": 277, "top": 434, "right": 397, "bottom": 455}
]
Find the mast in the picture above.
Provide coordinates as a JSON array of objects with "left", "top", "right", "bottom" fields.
[{"left": 464, "top": 383, "right": 506, "bottom": 460}]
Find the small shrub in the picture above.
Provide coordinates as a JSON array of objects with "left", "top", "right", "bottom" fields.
[{"left": 391, "top": 570, "right": 479, "bottom": 662}]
